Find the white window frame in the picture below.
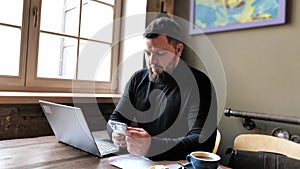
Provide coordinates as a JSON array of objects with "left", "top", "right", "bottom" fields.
[{"left": 0, "top": 0, "right": 122, "bottom": 94}]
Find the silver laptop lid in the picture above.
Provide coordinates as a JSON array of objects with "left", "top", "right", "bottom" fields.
[{"left": 39, "top": 100, "right": 101, "bottom": 157}]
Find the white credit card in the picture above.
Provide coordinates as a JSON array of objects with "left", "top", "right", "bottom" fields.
[{"left": 108, "top": 120, "right": 128, "bottom": 134}]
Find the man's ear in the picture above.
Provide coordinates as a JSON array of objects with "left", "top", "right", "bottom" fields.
[{"left": 176, "top": 43, "right": 184, "bottom": 57}]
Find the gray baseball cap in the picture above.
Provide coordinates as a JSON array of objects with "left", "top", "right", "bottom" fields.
[{"left": 143, "top": 16, "right": 183, "bottom": 42}]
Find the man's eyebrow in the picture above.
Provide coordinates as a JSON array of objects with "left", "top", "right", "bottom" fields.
[{"left": 145, "top": 48, "right": 169, "bottom": 51}]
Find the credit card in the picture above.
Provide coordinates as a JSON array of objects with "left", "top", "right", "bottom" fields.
[{"left": 108, "top": 120, "right": 128, "bottom": 134}]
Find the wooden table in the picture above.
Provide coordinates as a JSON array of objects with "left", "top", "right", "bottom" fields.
[{"left": 0, "top": 132, "right": 230, "bottom": 169}]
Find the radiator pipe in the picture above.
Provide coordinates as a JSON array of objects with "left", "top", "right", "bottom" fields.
[{"left": 224, "top": 108, "right": 300, "bottom": 130}]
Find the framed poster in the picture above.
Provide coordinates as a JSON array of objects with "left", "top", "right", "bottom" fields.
[{"left": 190, "top": 0, "right": 286, "bottom": 34}]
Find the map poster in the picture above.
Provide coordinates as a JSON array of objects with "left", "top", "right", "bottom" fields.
[{"left": 190, "top": 0, "right": 286, "bottom": 34}]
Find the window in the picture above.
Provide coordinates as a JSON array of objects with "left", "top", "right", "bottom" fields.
[{"left": 0, "top": 0, "right": 122, "bottom": 93}]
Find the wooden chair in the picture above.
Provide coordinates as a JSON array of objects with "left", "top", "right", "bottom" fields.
[
  {"left": 212, "top": 129, "right": 221, "bottom": 154},
  {"left": 233, "top": 134, "right": 300, "bottom": 160}
]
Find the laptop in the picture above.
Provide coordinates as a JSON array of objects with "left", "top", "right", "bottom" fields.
[{"left": 39, "top": 100, "right": 119, "bottom": 157}]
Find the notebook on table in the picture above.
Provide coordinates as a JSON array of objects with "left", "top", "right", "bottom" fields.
[{"left": 39, "top": 100, "right": 119, "bottom": 157}]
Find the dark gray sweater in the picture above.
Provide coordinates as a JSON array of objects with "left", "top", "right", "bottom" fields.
[{"left": 107, "top": 60, "right": 217, "bottom": 160}]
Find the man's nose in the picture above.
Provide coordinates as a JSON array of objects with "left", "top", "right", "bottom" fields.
[{"left": 149, "top": 54, "right": 158, "bottom": 65}]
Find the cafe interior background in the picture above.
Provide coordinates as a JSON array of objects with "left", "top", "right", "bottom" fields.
[{"left": 1, "top": 0, "right": 300, "bottom": 165}]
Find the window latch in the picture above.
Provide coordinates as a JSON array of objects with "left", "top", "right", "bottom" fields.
[{"left": 33, "top": 7, "right": 39, "bottom": 28}]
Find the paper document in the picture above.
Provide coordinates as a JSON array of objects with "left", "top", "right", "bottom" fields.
[
  {"left": 108, "top": 154, "right": 183, "bottom": 169},
  {"left": 109, "top": 154, "right": 153, "bottom": 169}
]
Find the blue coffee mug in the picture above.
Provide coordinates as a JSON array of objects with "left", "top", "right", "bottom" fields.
[{"left": 186, "top": 151, "right": 220, "bottom": 169}]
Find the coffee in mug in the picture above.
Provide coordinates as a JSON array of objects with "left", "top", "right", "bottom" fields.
[{"left": 186, "top": 151, "right": 220, "bottom": 169}]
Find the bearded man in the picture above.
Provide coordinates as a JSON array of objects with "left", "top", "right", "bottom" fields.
[{"left": 107, "top": 16, "right": 217, "bottom": 160}]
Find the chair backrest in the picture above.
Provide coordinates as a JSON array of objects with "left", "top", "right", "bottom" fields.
[
  {"left": 233, "top": 134, "right": 300, "bottom": 160},
  {"left": 212, "top": 129, "right": 221, "bottom": 154}
]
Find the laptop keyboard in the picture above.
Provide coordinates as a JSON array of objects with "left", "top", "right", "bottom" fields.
[
  {"left": 92, "top": 133, "right": 119, "bottom": 155},
  {"left": 95, "top": 138, "right": 119, "bottom": 155}
]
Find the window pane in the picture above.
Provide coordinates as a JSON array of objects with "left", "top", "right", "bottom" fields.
[
  {"left": 97, "top": 0, "right": 114, "bottom": 5},
  {"left": 78, "top": 40, "right": 111, "bottom": 82},
  {"left": 0, "top": 0, "right": 23, "bottom": 26},
  {"left": 37, "top": 33, "right": 78, "bottom": 79},
  {"left": 40, "top": 0, "right": 80, "bottom": 36},
  {"left": 0, "top": 26, "right": 21, "bottom": 76},
  {"left": 81, "top": 1, "right": 113, "bottom": 43}
]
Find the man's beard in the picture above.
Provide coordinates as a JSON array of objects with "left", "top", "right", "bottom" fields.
[
  {"left": 149, "top": 69, "right": 168, "bottom": 84},
  {"left": 148, "top": 56, "right": 178, "bottom": 84}
]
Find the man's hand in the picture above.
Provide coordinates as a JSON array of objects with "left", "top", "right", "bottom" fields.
[
  {"left": 112, "top": 131, "right": 127, "bottom": 148},
  {"left": 125, "top": 127, "right": 151, "bottom": 156}
]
